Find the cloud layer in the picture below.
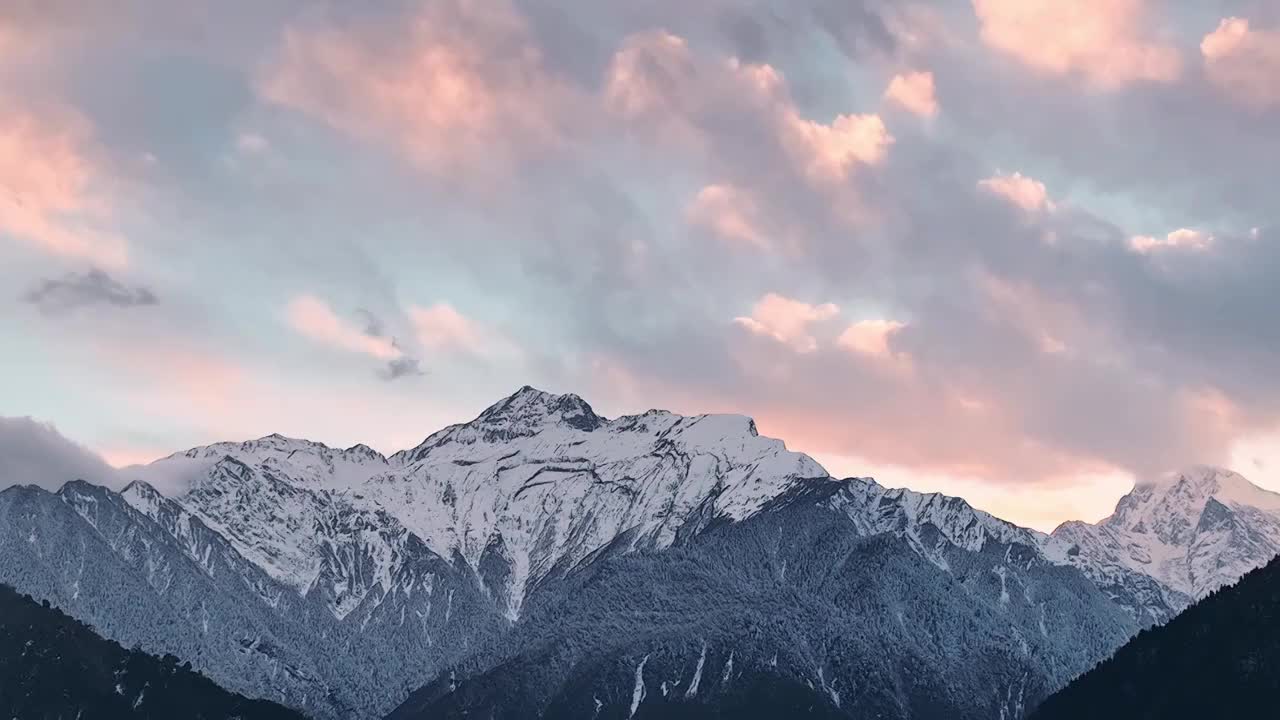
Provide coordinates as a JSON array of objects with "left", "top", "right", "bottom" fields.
[
  {"left": 3, "top": 0, "right": 1280, "bottom": 529},
  {"left": 0, "top": 417, "right": 119, "bottom": 491}
]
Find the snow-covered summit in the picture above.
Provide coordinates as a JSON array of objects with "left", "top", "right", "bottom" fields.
[
  {"left": 391, "top": 386, "right": 603, "bottom": 464},
  {"left": 1052, "top": 465, "right": 1280, "bottom": 610},
  {"left": 1125, "top": 465, "right": 1280, "bottom": 514},
  {"left": 124, "top": 386, "right": 830, "bottom": 619},
  {"left": 364, "top": 387, "right": 830, "bottom": 617},
  {"left": 129, "top": 432, "right": 391, "bottom": 495}
]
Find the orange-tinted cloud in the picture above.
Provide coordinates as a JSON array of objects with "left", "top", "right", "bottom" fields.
[
  {"left": 884, "top": 71, "right": 938, "bottom": 117},
  {"left": 973, "top": 0, "right": 1181, "bottom": 90},
  {"left": 88, "top": 337, "right": 461, "bottom": 461},
  {"left": 409, "top": 302, "right": 498, "bottom": 356},
  {"left": 285, "top": 295, "right": 402, "bottom": 360},
  {"left": 1129, "top": 228, "right": 1213, "bottom": 253},
  {"left": 725, "top": 57, "right": 893, "bottom": 185},
  {"left": 258, "top": 0, "right": 574, "bottom": 181},
  {"left": 733, "top": 293, "right": 839, "bottom": 353},
  {"left": 978, "top": 171, "right": 1053, "bottom": 212},
  {"left": 605, "top": 37, "right": 891, "bottom": 187},
  {"left": 782, "top": 111, "right": 892, "bottom": 183},
  {"left": 0, "top": 107, "right": 127, "bottom": 268},
  {"left": 837, "top": 319, "right": 906, "bottom": 358},
  {"left": 1201, "top": 17, "right": 1280, "bottom": 111},
  {"left": 687, "top": 184, "right": 768, "bottom": 249},
  {"left": 604, "top": 30, "right": 696, "bottom": 118}
]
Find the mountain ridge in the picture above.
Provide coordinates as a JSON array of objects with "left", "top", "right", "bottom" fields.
[
  {"left": 7, "top": 386, "right": 1280, "bottom": 719},
  {"left": 111, "top": 387, "right": 1280, "bottom": 625}
]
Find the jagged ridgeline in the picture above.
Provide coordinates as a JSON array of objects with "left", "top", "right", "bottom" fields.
[
  {"left": 1032, "top": 553, "right": 1280, "bottom": 719},
  {"left": 0, "top": 583, "right": 304, "bottom": 720},
  {"left": 4, "top": 387, "right": 1280, "bottom": 719}
]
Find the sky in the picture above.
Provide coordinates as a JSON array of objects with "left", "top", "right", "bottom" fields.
[{"left": 2, "top": 0, "right": 1280, "bottom": 531}]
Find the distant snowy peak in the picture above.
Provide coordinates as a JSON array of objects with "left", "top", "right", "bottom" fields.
[
  {"left": 1115, "top": 466, "right": 1280, "bottom": 529},
  {"left": 1052, "top": 465, "right": 1280, "bottom": 612}
]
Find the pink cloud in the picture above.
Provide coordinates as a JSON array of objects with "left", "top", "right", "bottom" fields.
[
  {"left": 733, "top": 293, "right": 840, "bottom": 353},
  {"left": 781, "top": 111, "right": 893, "bottom": 183},
  {"left": 973, "top": 0, "right": 1181, "bottom": 90},
  {"left": 1129, "top": 228, "right": 1213, "bottom": 253},
  {"left": 100, "top": 446, "right": 169, "bottom": 469},
  {"left": 0, "top": 107, "right": 127, "bottom": 268},
  {"left": 409, "top": 302, "right": 491, "bottom": 356},
  {"left": 285, "top": 295, "right": 401, "bottom": 360},
  {"left": 686, "top": 184, "right": 768, "bottom": 249},
  {"left": 884, "top": 71, "right": 938, "bottom": 117},
  {"left": 88, "top": 342, "right": 252, "bottom": 431},
  {"left": 87, "top": 336, "right": 463, "bottom": 459},
  {"left": 978, "top": 171, "right": 1053, "bottom": 212},
  {"left": 605, "top": 38, "right": 891, "bottom": 187},
  {"left": 258, "top": 0, "right": 573, "bottom": 181},
  {"left": 1201, "top": 17, "right": 1280, "bottom": 111},
  {"left": 589, "top": 343, "right": 1114, "bottom": 492},
  {"left": 604, "top": 31, "right": 696, "bottom": 120},
  {"left": 724, "top": 58, "right": 893, "bottom": 183},
  {"left": 837, "top": 319, "right": 907, "bottom": 358},
  {"left": 977, "top": 271, "right": 1086, "bottom": 358}
]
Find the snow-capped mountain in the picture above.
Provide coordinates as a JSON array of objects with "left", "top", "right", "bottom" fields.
[
  {"left": 389, "top": 475, "right": 1136, "bottom": 720},
  {"left": 2, "top": 387, "right": 835, "bottom": 717},
  {"left": 361, "top": 386, "right": 830, "bottom": 617},
  {"left": 1051, "top": 465, "right": 1280, "bottom": 620},
  {"left": 5, "top": 387, "right": 1280, "bottom": 719},
  {"left": 136, "top": 386, "right": 829, "bottom": 620}
]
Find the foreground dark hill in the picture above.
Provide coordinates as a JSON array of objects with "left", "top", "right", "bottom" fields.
[
  {"left": 1032, "top": 554, "right": 1280, "bottom": 719},
  {"left": 0, "top": 583, "right": 306, "bottom": 720}
]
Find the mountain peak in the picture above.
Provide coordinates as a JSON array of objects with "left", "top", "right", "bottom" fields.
[
  {"left": 121, "top": 478, "right": 162, "bottom": 499},
  {"left": 1054, "top": 465, "right": 1280, "bottom": 606},
  {"left": 474, "top": 385, "right": 603, "bottom": 434},
  {"left": 56, "top": 478, "right": 105, "bottom": 497},
  {"left": 1121, "top": 465, "right": 1280, "bottom": 521},
  {"left": 1135, "top": 465, "right": 1234, "bottom": 489},
  {"left": 341, "top": 443, "right": 385, "bottom": 461}
]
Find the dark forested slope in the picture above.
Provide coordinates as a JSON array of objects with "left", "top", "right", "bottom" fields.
[
  {"left": 1032, "top": 555, "right": 1280, "bottom": 719},
  {"left": 0, "top": 583, "right": 306, "bottom": 720},
  {"left": 390, "top": 483, "right": 1134, "bottom": 720}
]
